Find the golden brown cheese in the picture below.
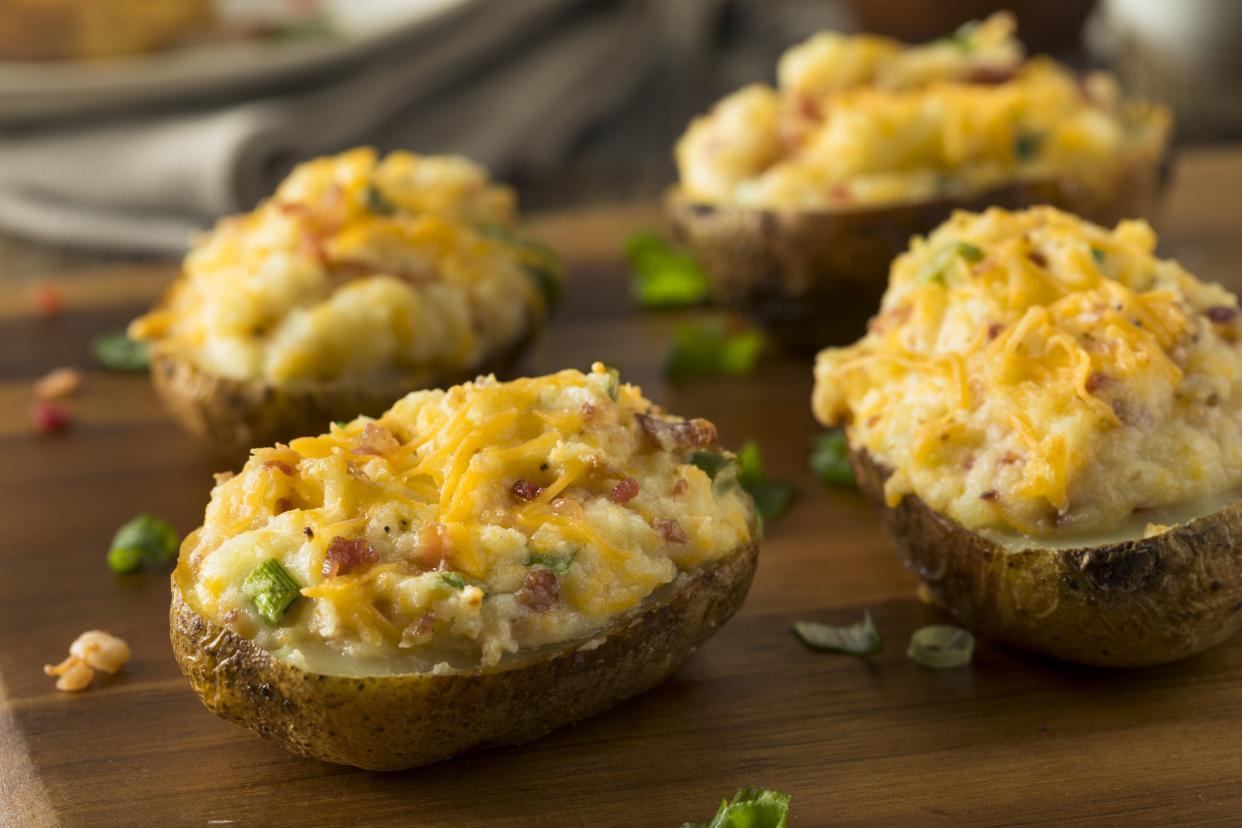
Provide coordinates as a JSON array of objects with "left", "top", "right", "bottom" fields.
[
  {"left": 813, "top": 206, "right": 1242, "bottom": 536},
  {"left": 181, "top": 365, "right": 755, "bottom": 672},
  {"left": 676, "top": 13, "right": 1168, "bottom": 210}
]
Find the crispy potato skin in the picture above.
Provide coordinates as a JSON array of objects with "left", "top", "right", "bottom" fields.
[
  {"left": 668, "top": 115, "right": 1172, "bottom": 353},
  {"left": 169, "top": 541, "right": 758, "bottom": 771},
  {"left": 148, "top": 328, "right": 534, "bottom": 458},
  {"left": 852, "top": 450, "right": 1242, "bottom": 667}
]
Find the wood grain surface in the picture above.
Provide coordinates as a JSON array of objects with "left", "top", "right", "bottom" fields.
[{"left": 5, "top": 151, "right": 1242, "bottom": 827}]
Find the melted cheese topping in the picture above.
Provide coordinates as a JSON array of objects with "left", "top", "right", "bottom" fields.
[
  {"left": 130, "top": 148, "right": 557, "bottom": 386},
  {"left": 182, "top": 365, "right": 755, "bottom": 672},
  {"left": 813, "top": 206, "right": 1242, "bottom": 536},
  {"left": 676, "top": 13, "right": 1168, "bottom": 210}
]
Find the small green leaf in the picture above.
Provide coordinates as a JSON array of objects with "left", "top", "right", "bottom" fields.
[
  {"left": 626, "top": 231, "right": 710, "bottom": 309},
  {"left": 957, "top": 242, "right": 984, "bottom": 263},
  {"left": 1014, "top": 129, "right": 1045, "bottom": 162},
  {"left": 733, "top": 441, "right": 796, "bottom": 525},
  {"left": 364, "top": 184, "right": 396, "bottom": 216},
  {"left": 908, "top": 625, "right": 975, "bottom": 668},
  {"left": 681, "top": 786, "right": 791, "bottom": 828},
  {"left": 243, "top": 559, "right": 302, "bottom": 624},
  {"left": 438, "top": 572, "right": 465, "bottom": 590},
  {"left": 1091, "top": 246, "right": 1106, "bottom": 265},
  {"left": 810, "top": 430, "right": 856, "bottom": 489},
  {"left": 524, "top": 553, "right": 573, "bottom": 574},
  {"left": 665, "top": 320, "right": 763, "bottom": 381},
  {"left": 110, "top": 513, "right": 179, "bottom": 567},
  {"left": 690, "top": 449, "right": 733, "bottom": 481},
  {"left": 793, "top": 611, "right": 882, "bottom": 656},
  {"left": 107, "top": 546, "right": 143, "bottom": 574},
  {"left": 92, "top": 331, "right": 149, "bottom": 372}
]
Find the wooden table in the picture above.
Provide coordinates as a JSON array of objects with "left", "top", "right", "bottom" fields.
[{"left": 5, "top": 150, "right": 1242, "bottom": 827}]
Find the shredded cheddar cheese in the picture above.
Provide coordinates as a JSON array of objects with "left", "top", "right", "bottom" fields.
[
  {"left": 183, "top": 365, "right": 754, "bottom": 670},
  {"left": 676, "top": 13, "right": 1169, "bottom": 211},
  {"left": 814, "top": 206, "right": 1242, "bottom": 536}
]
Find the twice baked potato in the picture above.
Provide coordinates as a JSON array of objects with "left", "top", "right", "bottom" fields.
[
  {"left": 131, "top": 148, "right": 560, "bottom": 456},
  {"left": 170, "top": 365, "right": 758, "bottom": 769},
  {"left": 669, "top": 13, "right": 1172, "bottom": 351},
  {"left": 814, "top": 206, "right": 1242, "bottom": 666}
]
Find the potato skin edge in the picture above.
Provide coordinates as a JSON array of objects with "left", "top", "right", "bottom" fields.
[
  {"left": 852, "top": 449, "right": 1242, "bottom": 667},
  {"left": 169, "top": 541, "right": 759, "bottom": 770}
]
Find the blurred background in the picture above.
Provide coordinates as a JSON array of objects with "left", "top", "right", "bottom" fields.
[{"left": 1, "top": 0, "right": 1240, "bottom": 276}]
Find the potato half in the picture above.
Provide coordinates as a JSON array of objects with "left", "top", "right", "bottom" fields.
[
  {"left": 668, "top": 109, "right": 1172, "bottom": 353},
  {"left": 853, "top": 450, "right": 1242, "bottom": 667},
  {"left": 170, "top": 540, "right": 757, "bottom": 771}
]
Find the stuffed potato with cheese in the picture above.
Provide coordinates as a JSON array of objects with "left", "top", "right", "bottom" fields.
[
  {"left": 131, "top": 148, "right": 560, "bottom": 455},
  {"left": 669, "top": 13, "right": 1171, "bottom": 351},
  {"left": 171, "top": 365, "right": 758, "bottom": 769},
  {"left": 814, "top": 206, "right": 1242, "bottom": 666}
]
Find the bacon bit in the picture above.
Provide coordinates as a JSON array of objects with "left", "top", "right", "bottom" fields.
[
  {"left": 1207, "top": 306, "right": 1238, "bottom": 324},
  {"left": 980, "top": 490, "right": 999, "bottom": 502},
  {"left": 987, "top": 322, "right": 1005, "bottom": 340},
  {"left": 352, "top": 422, "right": 401, "bottom": 457},
  {"left": 656, "top": 518, "right": 688, "bottom": 544},
  {"left": 30, "top": 401, "right": 72, "bottom": 434},
  {"left": 1207, "top": 393, "right": 1221, "bottom": 407},
  {"left": 303, "top": 526, "right": 314, "bottom": 538},
  {"left": 609, "top": 477, "right": 640, "bottom": 504},
  {"left": 672, "top": 477, "right": 689, "bottom": 496},
  {"left": 511, "top": 478, "right": 544, "bottom": 501},
  {"left": 33, "top": 367, "right": 83, "bottom": 400},
  {"left": 516, "top": 569, "right": 559, "bottom": 612},
  {"left": 636, "top": 413, "right": 717, "bottom": 452},
  {"left": 33, "top": 284, "right": 63, "bottom": 319},
  {"left": 866, "top": 415, "right": 881, "bottom": 427},
  {"left": 580, "top": 402, "right": 597, "bottom": 419},
  {"left": 1000, "top": 451, "right": 1020, "bottom": 465},
  {"left": 1027, "top": 250, "right": 1048, "bottom": 268},
  {"left": 274, "top": 498, "right": 294, "bottom": 514},
  {"left": 263, "top": 460, "right": 295, "bottom": 476},
  {"left": 829, "top": 182, "right": 851, "bottom": 202},
  {"left": 797, "top": 93, "right": 823, "bottom": 121},
  {"left": 213, "top": 471, "right": 235, "bottom": 486},
  {"left": 44, "top": 630, "right": 130, "bottom": 692},
  {"left": 410, "top": 523, "right": 447, "bottom": 569},
  {"left": 1112, "top": 398, "right": 1152, "bottom": 428},
  {"left": 964, "top": 64, "right": 1018, "bottom": 85},
  {"left": 1085, "top": 372, "right": 1110, "bottom": 394},
  {"left": 322, "top": 536, "right": 378, "bottom": 578}
]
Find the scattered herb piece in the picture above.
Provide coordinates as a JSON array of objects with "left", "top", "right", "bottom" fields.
[
  {"left": 948, "top": 21, "right": 978, "bottom": 52},
  {"left": 1013, "top": 129, "right": 1045, "bottom": 162},
  {"left": 524, "top": 552, "right": 574, "bottom": 574},
  {"left": 681, "top": 786, "right": 791, "bottom": 828},
  {"left": 106, "top": 546, "right": 144, "bottom": 574},
  {"left": 907, "top": 625, "right": 975, "bottom": 668},
  {"left": 689, "top": 449, "right": 734, "bottom": 481},
  {"left": 110, "top": 514, "right": 179, "bottom": 569},
  {"left": 1090, "top": 246, "right": 1106, "bottom": 265},
  {"left": 589, "top": 363, "right": 621, "bottom": 401},
  {"left": 625, "top": 231, "right": 710, "bottom": 308},
  {"left": 793, "top": 611, "right": 883, "bottom": 656},
  {"left": 243, "top": 560, "right": 302, "bottom": 624},
  {"left": 810, "top": 430, "right": 857, "bottom": 489},
  {"left": 665, "top": 320, "right": 763, "bottom": 381},
  {"left": 957, "top": 241, "right": 984, "bottom": 263},
  {"left": 30, "top": 401, "right": 72, "bottom": 434},
  {"left": 920, "top": 240, "right": 986, "bottom": 285},
  {"left": 438, "top": 572, "right": 466, "bottom": 590},
  {"left": 364, "top": 184, "right": 396, "bottom": 216},
  {"left": 92, "top": 331, "right": 149, "bottom": 373},
  {"left": 735, "top": 440, "right": 797, "bottom": 525}
]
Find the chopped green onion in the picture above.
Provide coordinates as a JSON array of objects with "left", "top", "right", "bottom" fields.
[
  {"left": 92, "top": 331, "right": 149, "bottom": 372},
  {"left": 908, "top": 625, "right": 975, "bottom": 668},
  {"left": 590, "top": 364, "right": 621, "bottom": 401},
  {"left": 920, "top": 241, "right": 986, "bottom": 285},
  {"left": 948, "top": 21, "right": 978, "bottom": 52},
  {"left": 626, "top": 231, "right": 710, "bottom": 308},
  {"left": 957, "top": 242, "right": 984, "bottom": 263},
  {"left": 243, "top": 560, "right": 302, "bottom": 624},
  {"left": 524, "top": 553, "right": 573, "bottom": 574},
  {"left": 1014, "top": 129, "right": 1045, "bottom": 162},
  {"left": 689, "top": 449, "right": 733, "bottom": 481},
  {"left": 665, "top": 320, "right": 763, "bottom": 381},
  {"left": 737, "top": 440, "right": 764, "bottom": 487},
  {"left": 109, "top": 513, "right": 179, "bottom": 568},
  {"left": 106, "top": 546, "right": 143, "bottom": 574},
  {"left": 364, "top": 184, "right": 396, "bottom": 216},
  {"left": 793, "top": 610, "right": 882, "bottom": 656},
  {"left": 438, "top": 572, "right": 465, "bottom": 590},
  {"left": 810, "top": 430, "right": 856, "bottom": 489},
  {"left": 681, "top": 786, "right": 791, "bottom": 828},
  {"left": 734, "top": 440, "right": 797, "bottom": 526},
  {"left": 1091, "top": 247, "right": 1106, "bottom": 265}
]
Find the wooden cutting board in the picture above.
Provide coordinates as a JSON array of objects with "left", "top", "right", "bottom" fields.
[{"left": 5, "top": 151, "right": 1242, "bottom": 827}]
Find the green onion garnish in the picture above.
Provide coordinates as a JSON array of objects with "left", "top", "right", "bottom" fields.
[
  {"left": 625, "top": 231, "right": 710, "bottom": 309},
  {"left": 681, "top": 786, "right": 791, "bottom": 828},
  {"left": 108, "top": 513, "right": 179, "bottom": 571},
  {"left": 1091, "top": 247, "right": 1106, "bottom": 265},
  {"left": 735, "top": 440, "right": 797, "bottom": 526},
  {"left": 665, "top": 320, "right": 763, "bottom": 382},
  {"left": 810, "top": 430, "right": 857, "bottom": 489},
  {"left": 524, "top": 553, "right": 573, "bottom": 574},
  {"left": 364, "top": 184, "right": 396, "bottom": 216},
  {"left": 92, "top": 331, "right": 149, "bottom": 372},
  {"left": 1014, "top": 129, "right": 1045, "bottom": 162},
  {"left": 590, "top": 364, "right": 621, "bottom": 401},
  {"left": 243, "top": 559, "right": 302, "bottom": 624},
  {"left": 689, "top": 449, "right": 733, "bottom": 480},
  {"left": 907, "top": 625, "right": 975, "bottom": 668},
  {"left": 920, "top": 241, "right": 985, "bottom": 285},
  {"left": 438, "top": 572, "right": 465, "bottom": 590},
  {"left": 793, "top": 611, "right": 882, "bottom": 656}
]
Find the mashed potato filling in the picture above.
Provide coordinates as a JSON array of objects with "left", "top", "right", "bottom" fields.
[
  {"left": 181, "top": 366, "right": 755, "bottom": 672},
  {"left": 676, "top": 13, "right": 1168, "bottom": 211},
  {"left": 814, "top": 206, "right": 1242, "bottom": 537},
  {"left": 130, "top": 148, "right": 554, "bottom": 386}
]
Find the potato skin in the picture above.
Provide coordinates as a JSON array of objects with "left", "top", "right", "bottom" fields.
[
  {"left": 169, "top": 540, "right": 758, "bottom": 770},
  {"left": 148, "top": 328, "right": 532, "bottom": 458},
  {"left": 668, "top": 112, "right": 1172, "bottom": 353},
  {"left": 852, "top": 450, "right": 1242, "bottom": 667}
]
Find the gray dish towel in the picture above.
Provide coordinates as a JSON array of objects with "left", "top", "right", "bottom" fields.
[{"left": 0, "top": 0, "right": 703, "bottom": 254}]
